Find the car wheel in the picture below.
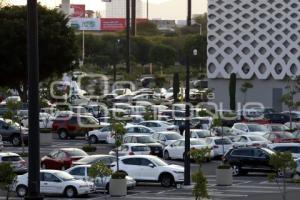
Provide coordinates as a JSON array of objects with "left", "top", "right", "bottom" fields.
[
  {"left": 160, "top": 174, "right": 174, "bottom": 187},
  {"left": 11, "top": 135, "right": 21, "bottom": 146},
  {"left": 232, "top": 165, "right": 241, "bottom": 176},
  {"left": 64, "top": 186, "right": 77, "bottom": 198},
  {"left": 89, "top": 135, "right": 98, "bottom": 144},
  {"left": 58, "top": 130, "right": 68, "bottom": 140},
  {"left": 16, "top": 185, "right": 27, "bottom": 197},
  {"left": 164, "top": 151, "right": 170, "bottom": 160}
]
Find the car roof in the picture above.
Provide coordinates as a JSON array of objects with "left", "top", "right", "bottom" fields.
[
  {"left": 120, "top": 155, "right": 158, "bottom": 159},
  {"left": 156, "top": 131, "right": 179, "bottom": 135},
  {"left": 0, "top": 152, "right": 20, "bottom": 157},
  {"left": 124, "top": 134, "right": 150, "bottom": 137},
  {"left": 123, "top": 143, "right": 148, "bottom": 147},
  {"left": 269, "top": 143, "right": 300, "bottom": 147}
]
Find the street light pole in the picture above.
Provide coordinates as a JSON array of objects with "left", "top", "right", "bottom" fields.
[
  {"left": 146, "top": 0, "right": 149, "bottom": 19},
  {"left": 25, "top": 0, "right": 42, "bottom": 199},
  {"left": 187, "top": 0, "right": 192, "bottom": 26},
  {"left": 126, "top": 0, "right": 131, "bottom": 73},
  {"left": 131, "top": 0, "right": 136, "bottom": 36}
]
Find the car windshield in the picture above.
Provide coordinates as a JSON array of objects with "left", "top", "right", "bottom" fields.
[
  {"left": 54, "top": 171, "right": 75, "bottom": 181},
  {"left": 270, "top": 125, "right": 289, "bottom": 132},
  {"left": 80, "top": 117, "right": 98, "bottom": 125},
  {"left": 278, "top": 132, "right": 295, "bottom": 139},
  {"left": 150, "top": 157, "right": 168, "bottom": 166},
  {"left": 77, "top": 156, "right": 105, "bottom": 163},
  {"left": 165, "top": 134, "right": 182, "bottom": 140},
  {"left": 137, "top": 136, "right": 156, "bottom": 143},
  {"left": 132, "top": 146, "right": 150, "bottom": 151},
  {"left": 249, "top": 136, "right": 267, "bottom": 141},
  {"left": 162, "top": 121, "right": 172, "bottom": 126},
  {"left": 248, "top": 124, "right": 268, "bottom": 132},
  {"left": 64, "top": 149, "right": 88, "bottom": 157},
  {"left": 195, "top": 131, "right": 210, "bottom": 138},
  {"left": 190, "top": 140, "right": 206, "bottom": 145},
  {"left": 215, "top": 138, "right": 232, "bottom": 145}
]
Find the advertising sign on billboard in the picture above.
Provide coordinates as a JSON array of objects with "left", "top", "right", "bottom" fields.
[
  {"left": 101, "top": 18, "right": 126, "bottom": 31},
  {"left": 70, "top": 4, "right": 86, "bottom": 17},
  {"left": 68, "top": 18, "right": 101, "bottom": 31}
]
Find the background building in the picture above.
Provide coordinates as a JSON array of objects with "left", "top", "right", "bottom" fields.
[
  {"left": 105, "top": 0, "right": 144, "bottom": 18},
  {"left": 207, "top": 0, "right": 300, "bottom": 111}
]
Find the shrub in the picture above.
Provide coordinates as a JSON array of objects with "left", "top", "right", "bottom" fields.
[
  {"left": 82, "top": 145, "right": 97, "bottom": 152},
  {"left": 111, "top": 171, "right": 126, "bottom": 179}
]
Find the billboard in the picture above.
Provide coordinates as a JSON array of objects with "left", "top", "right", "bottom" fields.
[
  {"left": 68, "top": 18, "right": 101, "bottom": 31},
  {"left": 70, "top": 4, "right": 85, "bottom": 17},
  {"left": 101, "top": 18, "right": 126, "bottom": 31}
]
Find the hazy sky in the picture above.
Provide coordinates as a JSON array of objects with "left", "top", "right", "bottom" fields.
[{"left": 7, "top": 0, "right": 207, "bottom": 20}]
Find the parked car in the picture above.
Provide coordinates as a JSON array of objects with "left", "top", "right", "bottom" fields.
[
  {"left": 232, "top": 135, "right": 271, "bottom": 147},
  {"left": 0, "top": 152, "right": 27, "bottom": 174},
  {"left": 14, "top": 170, "right": 94, "bottom": 198},
  {"left": 281, "top": 111, "right": 300, "bottom": 122},
  {"left": 139, "top": 120, "right": 178, "bottom": 132},
  {"left": 211, "top": 126, "right": 236, "bottom": 137},
  {"left": 151, "top": 131, "right": 183, "bottom": 146},
  {"left": 223, "top": 147, "right": 275, "bottom": 176},
  {"left": 0, "top": 134, "right": 3, "bottom": 151},
  {"left": 41, "top": 148, "right": 88, "bottom": 170},
  {"left": 114, "top": 155, "right": 184, "bottom": 187},
  {"left": 295, "top": 158, "right": 300, "bottom": 176},
  {"left": 190, "top": 129, "right": 212, "bottom": 139},
  {"left": 231, "top": 123, "right": 269, "bottom": 135},
  {"left": 0, "top": 118, "right": 28, "bottom": 146},
  {"left": 205, "top": 137, "right": 233, "bottom": 158},
  {"left": 52, "top": 115, "right": 100, "bottom": 139},
  {"left": 123, "top": 134, "right": 163, "bottom": 157},
  {"left": 66, "top": 165, "right": 136, "bottom": 191},
  {"left": 163, "top": 138, "right": 213, "bottom": 160},
  {"left": 265, "top": 124, "right": 291, "bottom": 132},
  {"left": 21, "top": 112, "right": 55, "bottom": 129},
  {"left": 268, "top": 143, "right": 300, "bottom": 159},
  {"left": 72, "top": 155, "right": 116, "bottom": 166},
  {"left": 263, "top": 132, "right": 300, "bottom": 143},
  {"left": 109, "top": 143, "right": 151, "bottom": 156},
  {"left": 264, "top": 113, "right": 290, "bottom": 124}
]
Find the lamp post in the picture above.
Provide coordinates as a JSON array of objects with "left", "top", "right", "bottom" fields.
[
  {"left": 131, "top": 0, "right": 136, "bottom": 36},
  {"left": 113, "top": 39, "right": 120, "bottom": 82},
  {"left": 25, "top": 0, "right": 42, "bottom": 199},
  {"left": 126, "top": 0, "right": 131, "bottom": 73}
]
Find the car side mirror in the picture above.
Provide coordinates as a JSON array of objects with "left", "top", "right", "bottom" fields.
[{"left": 148, "top": 163, "right": 155, "bottom": 168}]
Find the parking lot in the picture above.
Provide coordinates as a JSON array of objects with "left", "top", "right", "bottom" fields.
[{"left": 2, "top": 137, "right": 300, "bottom": 200}]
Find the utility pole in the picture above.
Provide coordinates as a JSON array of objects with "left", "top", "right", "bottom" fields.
[
  {"left": 184, "top": 0, "right": 192, "bottom": 186},
  {"left": 131, "top": 0, "right": 136, "bottom": 36},
  {"left": 146, "top": 0, "right": 149, "bottom": 19},
  {"left": 25, "top": 0, "right": 42, "bottom": 199},
  {"left": 126, "top": 0, "right": 131, "bottom": 73}
]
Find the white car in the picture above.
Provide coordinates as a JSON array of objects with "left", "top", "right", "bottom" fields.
[
  {"left": 14, "top": 170, "right": 94, "bottom": 198},
  {"left": 151, "top": 131, "right": 183, "bottom": 146},
  {"left": 190, "top": 129, "right": 212, "bottom": 139},
  {"left": 163, "top": 138, "right": 214, "bottom": 160},
  {"left": 66, "top": 165, "right": 136, "bottom": 191},
  {"left": 295, "top": 158, "right": 300, "bottom": 176},
  {"left": 21, "top": 112, "right": 55, "bottom": 129},
  {"left": 139, "top": 120, "right": 179, "bottom": 132},
  {"left": 268, "top": 143, "right": 300, "bottom": 159},
  {"left": 231, "top": 123, "right": 269, "bottom": 135},
  {"left": 115, "top": 155, "right": 184, "bottom": 187},
  {"left": 0, "top": 152, "right": 27, "bottom": 174},
  {"left": 204, "top": 137, "right": 233, "bottom": 158},
  {"left": 232, "top": 135, "right": 271, "bottom": 148},
  {"left": 109, "top": 143, "right": 151, "bottom": 156}
]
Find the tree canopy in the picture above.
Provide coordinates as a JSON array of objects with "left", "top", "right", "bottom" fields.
[
  {"left": 150, "top": 44, "right": 176, "bottom": 68},
  {"left": 0, "top": 5, "right": 79, "bottom": 101}
]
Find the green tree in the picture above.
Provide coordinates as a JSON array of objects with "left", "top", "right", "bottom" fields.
[
  {"left": 190, "top": 148, "right": 211, "bottom": 200},
  {"left": 0, "top": 163, "right": 17, "bottom": 200},
  {"left": 194, "top": 13, "right": 208, "bottom": 34},
  {"left": 0, "top": 5, "right": 79, "bottom": 102},
  {"left": 88, "top": 162, "right": 112, "bottom": 191},
  {"left": 268, "top": 152, "right": 297, "bottom": 200},
  {"left": 240, "top": 81, "right": 253, "bottom": 105},
  {"left": 173, "top": 73, "right": 180, "bottom": 102},
  {"left": 136, "top": 21, "right": 160, "bottom": 36},
  {"left": 132, "top": 36, "right": 153, "bottom": 65},
  {"left": 229, "top": 73, "right": 236, "bottom": 111},
  {"left": 150, "top": 44, "right": 176, "bottom": 69},
  {"left": 281, "top": 76, "right": 300, "bottom": 129}
]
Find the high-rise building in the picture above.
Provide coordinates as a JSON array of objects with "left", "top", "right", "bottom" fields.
[
  {"left": 207, "top": 0, "right": 300, "bottom": 111},
  {"left": 105, "top": 0, "right": 144, "bottom": 18}
]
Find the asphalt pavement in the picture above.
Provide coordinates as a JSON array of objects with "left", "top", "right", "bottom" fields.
[{"left": 2, "top": 136, "right": 300, "bottom": 200}]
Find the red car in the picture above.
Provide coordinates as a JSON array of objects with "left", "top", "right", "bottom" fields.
[
  {"left": 263, "top": 132, "right": 300, "bottom": 143},
  {"left": 41, "top": 148, "right": 88, "bottom": 170}
]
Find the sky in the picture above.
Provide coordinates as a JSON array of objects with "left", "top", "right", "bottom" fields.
[{"left": 7, "top": 0, "right": 207, "bottom": 20}]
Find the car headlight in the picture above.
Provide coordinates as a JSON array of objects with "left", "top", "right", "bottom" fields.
[
  {"left": 79, "top": 184, "right": 89, "bottom": 188},
  {"left": 172, "top": 171, "right": 184, "bottom": 174}
]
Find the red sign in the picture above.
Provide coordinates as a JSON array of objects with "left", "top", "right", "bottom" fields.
[
  {"left": 101, "top": 18, "right": 126, "bottom": 31},
  {"left": 70, "top": 4, "right": 85, "bottom": 17}
]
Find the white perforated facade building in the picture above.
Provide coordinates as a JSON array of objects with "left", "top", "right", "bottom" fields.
[{"left": 207, "top": 0, "right": 300, "bottom": 111}]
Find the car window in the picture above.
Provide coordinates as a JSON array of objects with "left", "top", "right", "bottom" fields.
[
  {"left": 43, "top": 173, "right": 61, "bottom": 182},
  {"left": 69, "top": 167, "right": 85, "bottom": 176},
  {"left": 56, "top": 152, "right": 67, "bottom": 159},
  {"left": 140, "top": 158, "right": 153, "bottom": 166},
  {"left": 159, "top": 134, "right": 165, "bottom": 140},
  {"left": 120, "top": 145, "right": 129, "bottom": 152},
  {"left": 132, "top": 146, "right": 150, "bottom": 152},
  {"left": 152, "top": 133, "right": 159, "bottom": 140},
  {"left": 1, "top": 156, "right": 22, "bottom": 162},
  {"left": 239, "top": 136, "right": 248, "bottom": 142},
  {"left": 69, "top": 117, "right": 78, "bottom": 124},
  {"left": 122, "top": 158, "right": 140, "bottom": 165},
  {"left": 253, "top": 149, "right": 266, "bottom": 158},
  {"left": 231, "top": 149, "right": 253, "bottom": 156},
  {"left": 49, "top": 150, "right": 59, "bottom": 158},
  {"left": 123, "top": 136, "right": 131, "bottom": 143},
  {"left": 274, "top": 146, "right": 300, "bottom": 153},
  {"left": 215, "top": 138, "right": 232, "bottom": 145},
  {"left": 171, "top": 140, "right": 181, "bottom": 147},
  {"left": 101, "top": 126, "right": 112, "bottom": 132},
  {"left": 126, "top": 127, "right": 135, "bottom": 133}
]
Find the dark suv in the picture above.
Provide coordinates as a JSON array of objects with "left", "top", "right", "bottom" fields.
[
  {"left": 0, "top": 118, "right": 28, "bottom": 146},
  {"left": 52, "top": 115, "right": 100, "bottom": 139},
  {"left": 223, "top": 147, "right": 275, "bottom": 176}
]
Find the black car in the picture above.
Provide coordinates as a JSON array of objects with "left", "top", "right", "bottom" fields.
[
  {"left": 123, "top": 134, "right": 163, "bottom": 157},
  {"left": 264, "top": 113, "right": 290, "bottom": 124},
  {"left": 223, "top": 147, "right": 275, "bottom": 176},
  {"left": 0, "top": 119, "right": 28, "bottom": 146}
]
